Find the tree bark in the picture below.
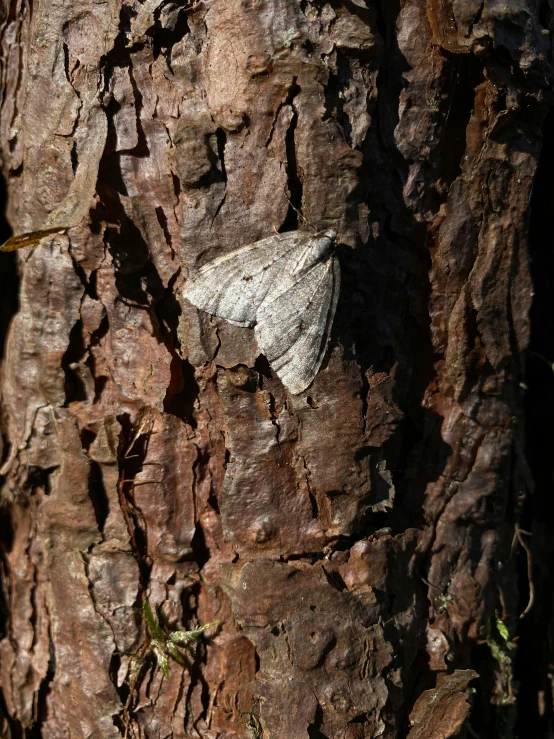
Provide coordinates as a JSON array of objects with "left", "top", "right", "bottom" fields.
[{"left": 0, "top": 1, "right": 550, "bottom": 738}]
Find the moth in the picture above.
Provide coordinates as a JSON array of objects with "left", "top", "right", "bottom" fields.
[{"left": 183, "top": 229, "right": 340, "bottom": 395}]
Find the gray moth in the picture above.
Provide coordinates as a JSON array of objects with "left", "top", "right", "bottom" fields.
[{"left": 183, "top": 229, "right": 340, "bottom": 395}]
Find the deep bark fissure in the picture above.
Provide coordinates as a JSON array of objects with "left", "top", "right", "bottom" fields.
[
  {"left": 214, "top": 127, "right": 227, "bottom": 182},
  {"left": 358, "top": 13, "right": 439, "bottom": 536},
  {"left": 163, "top": 355, "right": 200, "bottom": 426},
  {"left": 88, "top": 460, "right": 110, "bottom": 534},
  {"left": 154, "top": 205, "right": 173, "bottom": 251},
  {"left": 86, "top": 309, "right": 110, "bottom": 404},
  {"left": 158, "top": 266, "right": 199, "bottom": 424},
  {"left": 62, "top": 317, "right": 88, "bottom": 404},
  {"left": 151, "top": 3, "right": 191, "bottom": 62},
  {"left": 440, "top": 52, "right": 485, "bottom": 189},
  {"left": 281, "top": 78, "right": 302, "bottom": 231},
  {"left": 516, "top": 106, "right": 554, "bottom": 739},
  {"left": 0, "top": 688, "right": 24, "bottom": 739},
  {"left": 324, "top": 49, "right": 355, "bottom": 146},
  {"left": 307, "top": 701, "right": 328, "bottom": 739}
]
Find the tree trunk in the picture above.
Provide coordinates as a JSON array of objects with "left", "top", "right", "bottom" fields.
[{"left": 0, "top": 1, "right": 550, "bottom": 737}]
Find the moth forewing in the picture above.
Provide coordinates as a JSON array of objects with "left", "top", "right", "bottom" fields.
[
  {"left": 255, "top": 254, "right": 340, "bottom": 395},
  {"left": 182, "top": 231, "right": 309, "bottom": 327}
]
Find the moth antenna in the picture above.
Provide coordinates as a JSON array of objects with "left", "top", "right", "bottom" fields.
[{"left": 283, "top": 187, "right": 318, "bottom": 232}]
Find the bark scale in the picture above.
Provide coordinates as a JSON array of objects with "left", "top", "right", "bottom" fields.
[{"left": 0, "top": 1, "right": 551, "bottom": 738}]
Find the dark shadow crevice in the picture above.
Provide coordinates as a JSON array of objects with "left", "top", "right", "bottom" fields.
[
  {"left": 439, "top": 51, "right": 485, "bottom": 190},
  {"left": 89, "top": 460, "right": 110, "bottom": 534},
  {"left": 279, "top": 78, "right": 302, "bottom": 233},
  {"left": 163, "top": 356, "right": 199, "bottom": 429},
  {"left": 307, "top": 703, "right": 329, "bottom": 739},
  {"left": 62, "top": 318, "right": 88, "bottom": 404},
  {"left": 29, "top": 635, "right": 56, "bottom": 739},
  {"left": 150, "top": 1, "right": 191, "bottom": 62},
  {"left": 515, "top": 107, "right": 554, "bottom": 739}
]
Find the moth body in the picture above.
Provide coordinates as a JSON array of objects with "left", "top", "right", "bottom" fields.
[{"left": 293, "top": 230, "right": 336, "bottom": 274}]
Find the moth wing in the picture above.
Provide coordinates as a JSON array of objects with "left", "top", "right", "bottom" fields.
[
  {"left": 183, "top": 231, "right": 309, "bottom": 327},
  {"left": 255, "top": 254, "right": 340, "bottom": 394}
]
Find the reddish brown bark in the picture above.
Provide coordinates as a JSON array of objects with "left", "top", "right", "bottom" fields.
[{"left": 0, "top": 1, "right": 551, "bottom": 738}]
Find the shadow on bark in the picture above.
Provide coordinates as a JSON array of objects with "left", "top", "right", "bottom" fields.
[{"left": 516, "top": 107, "right": 554, "bottom": 739}]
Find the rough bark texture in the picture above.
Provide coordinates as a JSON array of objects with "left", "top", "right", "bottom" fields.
[{"left": 0, "top": 1, "right": 551, "bottom": 738}]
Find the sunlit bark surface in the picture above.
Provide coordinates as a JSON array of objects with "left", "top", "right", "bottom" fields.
[{"left": 0, "top": 1, "right": 551, "bottom": 737}]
